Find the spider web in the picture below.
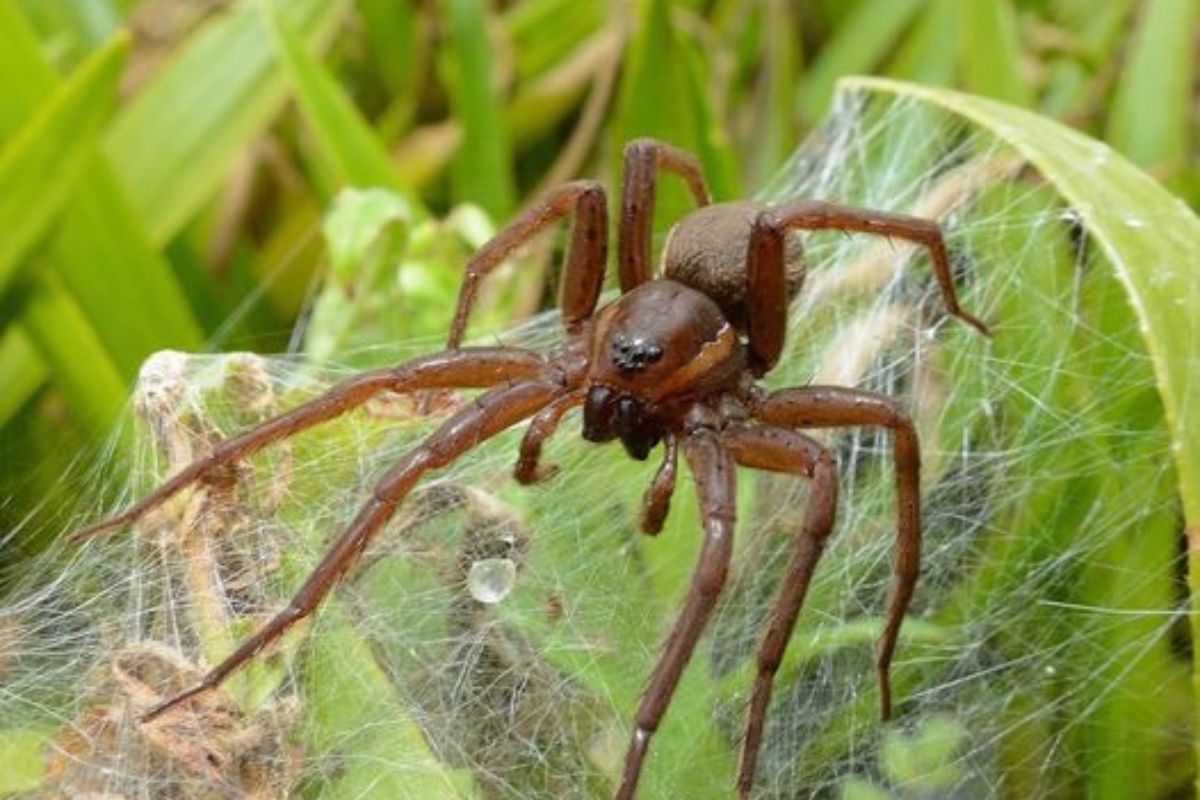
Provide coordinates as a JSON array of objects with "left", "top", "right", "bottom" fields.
[{"left": 0, "top": 87, "right": 1190, "bottom": 800}]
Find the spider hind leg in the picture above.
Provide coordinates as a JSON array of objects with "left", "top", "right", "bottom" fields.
[{"left": 722, "top": 424, "right": 839, "bottom": 798}]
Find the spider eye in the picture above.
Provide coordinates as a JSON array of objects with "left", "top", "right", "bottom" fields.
[{"left": 611, "top": 335, "right": 664, "bottom": 373}]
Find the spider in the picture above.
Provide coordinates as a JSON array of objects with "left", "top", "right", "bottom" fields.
[{"left": 75, "top": 138, "right": 988, "bottom": 799}]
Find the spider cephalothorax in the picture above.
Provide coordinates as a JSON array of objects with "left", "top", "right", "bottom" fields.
[
  {"left": 76, "top": 138, "right": 988, "bottom": 800},
  {"left": 584, "top": 279, "right": 745, "bottom": 459}
]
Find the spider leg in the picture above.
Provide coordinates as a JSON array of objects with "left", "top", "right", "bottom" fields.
[
  {"left": 447, "top": 181, "right": 607, "bottom": 349},
  {"left": 722, "top": 424, "right": 838, "bottom": 799},
  {"left": 513, "top": 389, "right": 584, "bottom": 484},
  {"left": 746, "top": 200, "right": 989, "bottom": 373},
  {"left": 618, "top": 138, "right": 712, "bottom": 292},
  {"left": 617, "top": 429, "right": 734, "bottom": 800},
  {"left": 753, "top": 385, "right": 920, "bottom": 721},
  {"left": 141, "top": 378, "right": 563, "bottom": 723},
  {"left": 639, "top": 434, "right": 677, "bottom": 535},
  {"left": 72, "top": 348, "right": 552, "bottom": 541}
]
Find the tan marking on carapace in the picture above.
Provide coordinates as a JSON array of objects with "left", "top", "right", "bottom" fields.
[{"left": 649, "top": 322, "right": 739, "bottom": 401}]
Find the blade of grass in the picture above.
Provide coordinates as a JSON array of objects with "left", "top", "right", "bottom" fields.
[
  {"left": 50, "top": 164, "right": 205, "bottom": 375},
  {"left": 21, "top": 273, "right": 127, "bottom": 435},
  {"left": 1104, "top": 0, "right": 1196, "bottom": 188},
  {"left": 796, "top": 0, "right": 924, "bottom": 122},
  {"left": 0, "top": 2, "right": 203, "bottom": 379},
  {"left": 503, "top": 0, "right": 605, "bottom": 83},
  {"left": 679, "top": 31, "right": 741, "bottom": 200},
  {"left": 103, "top": 0, "right": 350, "bottom": 245},
  {"left": 846, "top": 76, "right": 1200, "bottom": 790},
  {"left": 1040, "top": 0, "right": 1136, "bottom": 119},
  {"left": 0, "top": 31, "right": 127, "bottom": 293},
  {"left": 440, "top": 0, "right": 516, "bottom": 219},
  {"left": 959, "top": 0, "right": 1031, "bottom": 106},
  {"left": 0, "top": 0, "right": 58, "bottom": 139},
  {"left": 612, "top": 0, "right": 705, "bottom": 224},
  {"left": 0, "top": 328, "right": 47, "bottom": 429},
  {"left": 261, "top": 1, "right": 421, "bottom": 217},
  {"left": 12, "top": 0, "right": 119, "bottom": 66},
  {"left": 887, "top": 0, "right": 958, "bottom": 86},
  {"left": 749, "top": 0, "right": 801, "bottom": 186},
  {"left": 355, "top": 0, "right": 421, "bottom": 98}
]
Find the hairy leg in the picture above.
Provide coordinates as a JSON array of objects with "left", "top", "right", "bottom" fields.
[
  {"left": 617, "top": 429, "right": 734, "bottom": 800},
  {"left": 447, "top": 181, "right": 608, "bottom": 348},
  {"left": 618, "top": 138, "right": 711, "bottom": 291},
  {"left": 753, "top": 385, "right": 920, "bottom": 721},
  {"left": 141, "top": 379, "right": 563, "bottom": 722},
  {"left": 73, "top": 349, "right": 554, "bottom": 541},
  {"left": 723, "top": 424, "right": 838, "bottom": 798},
  {"left": 745, "top": 200, "right": 988, "bottom": 372}
]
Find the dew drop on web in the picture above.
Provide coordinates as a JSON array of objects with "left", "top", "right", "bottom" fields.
[{"left": 467, "top": 557, "right": 517, "bottom": 604}]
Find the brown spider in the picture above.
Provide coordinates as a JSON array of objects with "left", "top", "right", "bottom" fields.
[{"left": 75, "top": 138, "right": 988, "bottom": 799}]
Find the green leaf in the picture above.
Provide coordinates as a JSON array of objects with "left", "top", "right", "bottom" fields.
[
  {"left": 959, "top": 0, "right": 1031, "bottom": 106},
  {"left": 612, "top": 0, "right": 715, "bottom": 229},
  {"left": 440, "top": 0, "right": 516, "bottom": 219},
  {"left": 1105, "top": 0, "right": 1196, "bottom": 185},
  {"left": 262, "top": 0, "right": 420, "bottom": 211},
  {"left": 50, "top": 160, "right": 205, "bottom": 377},
  {"left": 0, "top": 30, "right": 127, "bottom": 293},
  {"left": 1040, "top": 0, "right": 1136, "bottom": 119},
  {"left": 887, "top": 0, "right": 958, "bottom": 85},
  {"left": 0, "top": 327, "right": 47, "bottom": 429},
  {"left": 21, "top": 272, "right": 128, "bottom": 434},
  {"left": 0, "top": 727, "right": 51, "bottom": 792},
  {"left": 103, "top": 0, "right": 350, "bottom": 244},
  {"left": 321, "top": 188, "right": 413, "bottom": 282},
  {"left": 303, "top": 604, "right": 476, "bottom": 799},
  {"left": 0, "top": 0, "right": 59, "bottom": 139},
  {"left": 306, "top": 188, "right": 413, "bottom": 361},
  {"left": 0, "top": 1, "right": 203, "bottom": 380},
  {"left": 846, "top": 75, "right": 1200, "bottom": 787},
  {"left": 796, "top": 0, "right": 923, "bottom": 122}
]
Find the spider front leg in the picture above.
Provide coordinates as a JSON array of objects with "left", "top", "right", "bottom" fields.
[
  {"left": 722, "top": 424, "right": 839, "bottom": 799},
  {"left": 447, "top": 180, "right": 607, "bottom": 349},
  {"left": 745, "top": 200, "right": 989, "bottom": 373},
  {"left": 72, "top": 348, "right": 553, "bottom": 541},
  {"left": 141, "top": 378, "right": 564, "bottom": 722},
  {"left": 618, "top": 138, "right": 712, "bottom": 291},
  {"left": 618, "top": 430, "right": 734, "bottom": 800},
  {"left": 753, "top": 385, "right": 921, "bottom": 721}
]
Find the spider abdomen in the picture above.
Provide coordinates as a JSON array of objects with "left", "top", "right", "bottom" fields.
[{"left": 663, "top": 200, "right": 806, "bottom": 328}]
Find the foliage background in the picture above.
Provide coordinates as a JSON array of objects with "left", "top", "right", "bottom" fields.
[{"left": 0, "top": 0, "right": 1196, "bottom": 796}]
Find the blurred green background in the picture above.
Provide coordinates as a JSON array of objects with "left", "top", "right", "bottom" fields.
[{"left": 1, "top": 0, "right": 1195, "bottom": 554}]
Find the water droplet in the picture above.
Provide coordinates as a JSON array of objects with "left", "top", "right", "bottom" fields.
[
  {"left": 1124, "top": 216, "right": 1145, "bottom": 229},
  {"left": 467, "top": 558, "right": 517, "bottom": 604},
  {"left": 1043, "top": 664, "right": 1057, "bottom": 677}
]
